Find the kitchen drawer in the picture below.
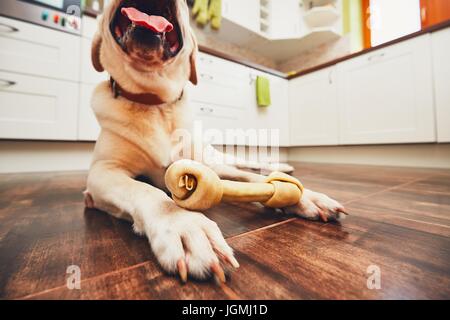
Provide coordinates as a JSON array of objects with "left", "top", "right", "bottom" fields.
[
  {"left": 192, "top": 102, "right": 246, "bottom": 145},
  {"left": 0, "top": 71, "right": 78, "bottom": 140},
  {"left": 0, "top": 16, "right": 80, "bottom": 82},
  {"left": 191, "top": 69, "right": 250, "bottom": 109},
  {"left": 197, "top": 52, "right": 250, "bottom": 78}
]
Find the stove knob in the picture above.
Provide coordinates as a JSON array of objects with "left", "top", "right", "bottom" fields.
[
  {"left": 70, "top": 18, "right": 79, "bottom": 30},
  {"left": 53, "top": 15, "right": 59, "bottom": 24},
  {"left": 41, "top": 11, "right": 49, "bottom": 21}
]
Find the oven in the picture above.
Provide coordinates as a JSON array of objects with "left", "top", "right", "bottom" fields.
[{"left": 0, "top": 0, "right": 82, "bottom": 35}]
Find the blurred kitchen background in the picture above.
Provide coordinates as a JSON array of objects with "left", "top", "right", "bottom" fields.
[{"left": 0, "top": 0, "right": 449, "bottom": 173}]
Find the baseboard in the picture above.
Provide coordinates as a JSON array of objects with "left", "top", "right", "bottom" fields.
[
  {"left": 0, "top": 141, "right": 95, "bottom": 173},
  {"left": 0, "top": 141, "right": 289, "bottom": 173},
  {"left": 5, "top": 141, "right": 446, "bottom": 173},
  {"left": 288, "top": 144, "right": 450, "bottom": 169}
]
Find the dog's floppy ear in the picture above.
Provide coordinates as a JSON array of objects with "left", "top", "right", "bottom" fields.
[
  {"left": 189, "top": 32, "right": 198, "bottom": 86},
  {"left": 91, "top": 32, "right": 104, "bottom": 72}
]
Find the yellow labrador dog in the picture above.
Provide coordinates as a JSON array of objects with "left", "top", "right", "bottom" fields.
[{"left": 86, "top": 0, "right": 346, "bottom": 283}]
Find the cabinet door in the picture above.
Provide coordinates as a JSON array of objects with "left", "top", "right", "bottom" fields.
[
  {"left": 0, "top": 71, "right": 78, "bottom": 140},
  {"left": 0, "top": 16, "right": 80, "bottom": 82},
  {"left": 81, "top": 16, "right": 99, "bottom": 40},
  {"left": 191, "top": 101, "right": 246, "bottom": 145},
  {"left": 248, "top": 71, "right": 290, "bottom": 147},
  {"left": 80, "top": 37, "right": 108, "bottom": 85},
  {"left": 270, "top": 0, "right": 301, "bottom": 39},
  {"left": 337, "top": 35, "right": 435, "bottom": 145},
  {"left": 191, "top": 52, "right": 251, "bottom": 111},
  {"left": 431, "top": 28, "right": 450, "bottom": 142},
  {"left": 289, "top": 66, "right": 339, "bottom": 146},
  {"left": 223, "top": 0, "right": 260, "bottom": 32},
  {"left": 78, "top": 83, "right": 100, "bottom": 141}
]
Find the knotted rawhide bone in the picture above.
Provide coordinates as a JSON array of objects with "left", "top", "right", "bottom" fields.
[{"left": 165, "top": 160, "right": 304, "bottom": 211}]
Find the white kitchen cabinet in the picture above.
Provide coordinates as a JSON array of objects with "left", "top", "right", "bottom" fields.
[
  {"left": 80, "top": 36, "right": 108, "bottom": 85},
  {"left": 0, "top": 16, "right": 80, "bottom": 82},
  {"left": 81, "top": 15, "right": 99, "bottom": 39},
  {"left": 190, "top": 53, "right": 252, "bottom": 145},
  {"left": 270, "top": 0, "right": 301, "bottom": 39},
  {"left": 223, "top": 0, "right": 260, "bottom": 33},
  {"left": 0, "top": 71, "right": 78, "bottom": 140},
  {"left": 248, "top": 71, "right": 290, "bottom": 147},
  {"left": 78, "top": 16, "right": 107, "bottom": 141},
  {"left": 190, "top": 52, "right": 290, "bottom": 147},
  {"left": 337, "top": 34, "right": 435, "bottom": 145},
  {"left": 80, "top": 16, "right": 107, "bottom": 85},
  {"left": 190, "top": 101, "right": 247, "bottom": 145},
  {"left": 191, "top": 67, "right": 250, "bottom": 110},
  {"left": 78, "top": 83, "right": 100, "bottom": 141},
  {"left": 431, "top": 28, "right": 450, "bottom": 143},
  {"left": 289, "top": 66, "right": 339, "bottom": 146}
]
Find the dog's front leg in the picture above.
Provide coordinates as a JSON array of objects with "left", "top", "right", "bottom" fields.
[{"left": 86, "top": 163, "right": 238, "bottom": 282}]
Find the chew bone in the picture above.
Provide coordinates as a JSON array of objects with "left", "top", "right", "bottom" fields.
[{"left": 165, "top": 160, "right": 304, "bottom": 211}]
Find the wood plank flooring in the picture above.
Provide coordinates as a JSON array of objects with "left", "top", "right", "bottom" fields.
[{"left": 0, "top": 162, "right": 449, "bottom": 299}]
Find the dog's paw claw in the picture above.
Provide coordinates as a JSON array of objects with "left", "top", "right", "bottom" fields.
[
  {"left": 147, "top": 210, "right": 238, "bottom": 282},
  {"left": 177, "top": 259, "right": 188, "bottom": 283},
  {"left": 284, "top": 189, "right": 346, "bottom": 222}
]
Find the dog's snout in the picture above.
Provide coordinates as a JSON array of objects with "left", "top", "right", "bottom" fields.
[{"left": 132, "top": 26, "right": 162, "bottom": 48}]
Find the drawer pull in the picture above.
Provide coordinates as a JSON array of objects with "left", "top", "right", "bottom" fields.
[
  {"left": 0, "top": 79, "right": 17, "bottom": 88},
  {"left": 200, "top": 73, "right": 214, "bottom": 81},
  {"left": 368, "top": 52, "right": 386, "bottom": 61},
  {"left": 199, "top": 57, "right": 213, "bottom": 64},
  {"left": 200, "top": 107, "right": 214, "bottom": 114},
  {"left": 0, "top": 23, "right": 19, "bottom": 33}
]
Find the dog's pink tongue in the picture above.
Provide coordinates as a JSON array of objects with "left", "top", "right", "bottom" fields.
[{"left": 121, "top": 7, "right": 173, "bottom": 33}]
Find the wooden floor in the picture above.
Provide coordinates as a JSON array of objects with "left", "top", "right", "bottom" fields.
[{"left": 0, "top": 162, "right": 449, "bottom": 300}]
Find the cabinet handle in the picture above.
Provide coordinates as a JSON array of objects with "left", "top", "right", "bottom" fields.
[
  {"left": 199, "top": 57, "right": 213, "bottom": 64},
  {"left": 0, "top": 23, "right": 19, "bottom": 33},
  {"left": 0, "top": 79, "right": 17, "bottom": 88},
  {"left": 200, "top": 73, "right": 214, "bottom": 81},
  {"left": 368, "top": 52, "right": 386, "bottom": 61},
  {"left": 200, "top": 107, "right": 213, "bottom": 113},
  {"left": 328, "top": 70, "right": 333, "bottom": 84}
]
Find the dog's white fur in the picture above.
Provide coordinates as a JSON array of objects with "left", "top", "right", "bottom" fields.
[{"left": 86, "top": 0, "right": 345, "bottom": 281}]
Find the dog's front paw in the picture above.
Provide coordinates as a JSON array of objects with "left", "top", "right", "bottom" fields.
[
  {"left": 144, "top": 209, "right": 239, "bottom": 283},
  {"left": 284, "top": 189, "right": 348, "bottom": 222}
]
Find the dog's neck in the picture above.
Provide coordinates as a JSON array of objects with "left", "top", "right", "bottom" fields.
[{"left": 110, "top": 77, "right": 183, "bottom": 106}]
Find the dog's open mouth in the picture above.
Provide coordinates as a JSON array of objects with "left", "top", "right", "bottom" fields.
[{"left": 110, "top": 0, "right": 183, "bottom": 59}]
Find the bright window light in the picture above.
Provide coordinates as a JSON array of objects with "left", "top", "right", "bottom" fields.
[{"left": 370, "top": 0, "right": 422, "bottom": 46}]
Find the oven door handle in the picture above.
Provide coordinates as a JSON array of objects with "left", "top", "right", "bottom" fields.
[{"left": 0, "top": 23, "right": 19, "bottom": 33}]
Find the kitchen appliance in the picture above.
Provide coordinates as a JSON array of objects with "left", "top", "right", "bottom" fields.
[{"left": 0, "top": 0, "right": 82, "bottom": 35}]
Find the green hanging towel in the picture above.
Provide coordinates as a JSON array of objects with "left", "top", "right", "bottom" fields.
[
  {"left": 193, "top": 0, "right": 209, "bottom": 27},
  {"left": 256, "top": 76, "right": 271, "bottom": 107},
  {"left": 208, "top": 0, "right": 222, "bottom": 30}
]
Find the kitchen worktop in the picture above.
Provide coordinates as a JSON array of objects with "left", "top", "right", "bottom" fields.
[{"left": 1, "top": 162, "right": 449, "bottom": 299}]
